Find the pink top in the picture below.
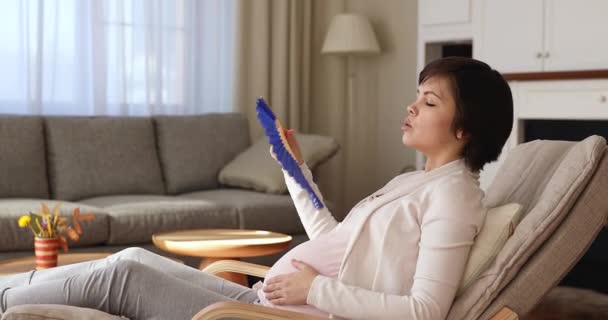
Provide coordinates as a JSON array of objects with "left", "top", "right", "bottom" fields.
[{"left": 257, "top": 225, "right": 351, "bottom": 317}]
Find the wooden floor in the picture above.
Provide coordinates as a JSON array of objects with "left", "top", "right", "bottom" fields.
[{"left": 522, "top": 287, "right": 608, "bottom": 320}]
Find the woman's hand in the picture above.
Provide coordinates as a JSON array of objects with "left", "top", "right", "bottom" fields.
[
  {"left": 262, "top": 259, "right": 319, "bottom": 305},
  {"left": 269, "top": 128, "right": 304, "bottom": 165}
]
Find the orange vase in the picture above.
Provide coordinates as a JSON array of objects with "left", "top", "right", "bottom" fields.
[{"left": 34, "top": 237, "right": 59, "bottom": 270}]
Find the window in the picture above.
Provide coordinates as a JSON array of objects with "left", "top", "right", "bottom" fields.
[{"left": 0, "top": 0, "right": 235, "bottom": 115}]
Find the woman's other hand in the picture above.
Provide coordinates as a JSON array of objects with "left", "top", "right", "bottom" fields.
[
  {"left": 262, "top": 259, "right": 319, "bottom": 305},
  {"left": 269, "top": 128, "right": 304, "bottom": 165}
]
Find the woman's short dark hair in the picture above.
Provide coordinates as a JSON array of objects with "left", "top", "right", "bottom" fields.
[{"left": 419, "top": 57, "right": 513, "bottom": 172}]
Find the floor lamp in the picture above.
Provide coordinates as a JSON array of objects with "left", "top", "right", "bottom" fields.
[{"left": 321, "top": 13, "right": 381, "bottom": 209}]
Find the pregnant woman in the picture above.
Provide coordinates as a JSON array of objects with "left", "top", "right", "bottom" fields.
[{"left": 0, "top": 56, "right": 513, "bottom": 320}]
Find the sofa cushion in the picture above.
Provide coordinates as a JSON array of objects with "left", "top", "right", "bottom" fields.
[
  {"left": 0, "top": 116, "right": 49, "bottom": 199},
  {"left": 179, "top": 189, "right": 305, "bottom": 235},
  {"left": 0, "top": 200, "right": 109, "bottom": 252},
  {"left": 219, "top": 134, "right": 339, "bottom": 194},
  {"left": 154, "top": 114, "right": 250, "bottom": 194},
  {"left": 45, "top": 117, "right": 165, "bottom": 201},
  {"left": 447, "top": 136, "right": 607, "bottom": 320},
  {"left": 79, "top": 195, "right": 239, "bottom": 245}
]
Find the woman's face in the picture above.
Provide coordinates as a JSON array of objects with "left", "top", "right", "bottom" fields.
[{"left": 401, "top": 75, "right": 464, "bottom": 157}]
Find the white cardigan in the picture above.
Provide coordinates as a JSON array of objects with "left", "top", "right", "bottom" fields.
[{"left": 283, "top": 159, "right": 486, "bottom": 320}]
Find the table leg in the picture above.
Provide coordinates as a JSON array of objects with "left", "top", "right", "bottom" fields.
[{"left": 199, "top": 257, "right": 249, "bottom": 287}]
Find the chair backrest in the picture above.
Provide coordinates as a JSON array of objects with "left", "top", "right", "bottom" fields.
[{"left": 447, "top": 136, "right": 608, "bottom": 320}]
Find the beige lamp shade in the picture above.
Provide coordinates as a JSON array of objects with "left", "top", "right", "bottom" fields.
[{"left": 321, "top": 13, "right": 381, "bottom": 56}]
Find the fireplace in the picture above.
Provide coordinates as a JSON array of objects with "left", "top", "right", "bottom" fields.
[
  {"left": 523, "top": 119, "right": 608, "bottom": 294},
  {"left": 524, "top": 120, "right": 608, "bottom": 142}
]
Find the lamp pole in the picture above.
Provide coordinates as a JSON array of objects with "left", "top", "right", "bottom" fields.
[
  {"left": 320, "top": 13, "right": 381, "bottom": 213},
  {"left": 344, "top": 55, "right": 355, "bottom": 208}
]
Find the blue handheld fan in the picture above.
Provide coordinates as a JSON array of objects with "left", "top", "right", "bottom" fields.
[{"left": 255, "top": 97, "right": 325, "bottom": 209}]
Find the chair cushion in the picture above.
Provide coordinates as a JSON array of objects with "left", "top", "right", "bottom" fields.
[
  {"left": 0, "top": 116, "right": 49, "bottom": 199},
  {"left": 178, "top": 189, "right": 306, "bottom": 235},
  {"left": 219, "top": 134, "right": 339, "bottom": 194},
  {"left": 478, "top": 152, "right": 608, "bottom": 319},
  {"left": 447, "top": 136, "right": 607, "bottom": 320},
  {"left": 0, "top": 200, "right": 109, "bottom": 252},
  {"left": 457, "top": 203, "right": 523, "bottom": 295},
  {"left": 45, "top": 117, "right": 165, "bottom": 201},
  {"left": 154, "top": 114, "right": 250, "bottom": 194},
  {"left": 1, "top": 304, "right": 128, "bottom": 320},
  {"left": 79, "top": 195, "right": 239, "bottom": 245}
]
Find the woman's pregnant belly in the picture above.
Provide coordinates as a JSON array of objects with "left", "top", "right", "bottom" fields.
[{"left": 257, "top": 230, "right": 350, "bottom": 316}]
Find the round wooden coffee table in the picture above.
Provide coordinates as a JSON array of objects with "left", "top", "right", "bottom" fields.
[
  {"left": 0, "top": 252, "right": 111, "bottom": 276},
  {"left": 152, "top": 229, "right": 292, "bottom": 285}
]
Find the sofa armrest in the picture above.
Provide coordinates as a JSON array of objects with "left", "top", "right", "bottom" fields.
[{"left": 202, "top": 260, "right": 270, "bottom": 278}]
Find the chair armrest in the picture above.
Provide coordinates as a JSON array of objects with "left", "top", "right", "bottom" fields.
[
  {"left": 2, "top": 304, "right": 125, "bottom": 320},
  {"left": 202, "top": 260, "right": 270, "bottom": 278},
  {"left": 490, "top": 307, "right": 519, "bottom": 320},
  {"left": 194, "top": 304, "right": 518, "bottom": 320},
  {"left": 199, "top": 261, "right": 327, "bottom": 319},
  {"left": 201, "top": 263, "right": 517, "bottom": 320},
  {"left": 192, "top": 301, "right": 328, "bottom": 320}
]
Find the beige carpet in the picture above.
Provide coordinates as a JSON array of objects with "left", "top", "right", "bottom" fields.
[{"left": 522, "top": 287, "right": 608, "bottom": 320}]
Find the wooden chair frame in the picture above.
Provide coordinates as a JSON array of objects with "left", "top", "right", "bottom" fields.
[{"left": 193, "top": 260, "right": 519, "bottom": 320}]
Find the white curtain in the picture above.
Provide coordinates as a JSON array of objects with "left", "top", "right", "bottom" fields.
[{"left": 0, "top": 0, "right": 235, "bottom": 116}]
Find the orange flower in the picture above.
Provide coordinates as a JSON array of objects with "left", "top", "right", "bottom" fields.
[
  {"left": 59, "top": 236, "right": 69, "bottom": 252},
  {"left": 66, "top": 227, "right": 80, "bottom": 242}
]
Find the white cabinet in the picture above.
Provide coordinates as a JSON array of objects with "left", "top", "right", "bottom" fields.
[
  {"left": 473, "top": 0, "right": 544, "bottom": 73},
  {"left": 474, "top": 0, "right": 608, "bottom": 73},
  {"left": 420, "top": 0, "right": 471, "bottom": 26},
  {"left": 518, "top": 80, "right": 608, "bottom": 120},
  {"left": 544, "top": 0, "right": 608, "bottom": 71},
  {"left": 418, "top": 0, "right": 473, "bottom": 41}
]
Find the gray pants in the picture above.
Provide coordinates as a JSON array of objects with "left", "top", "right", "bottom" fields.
[{"left": 0, "top": 247, "right": 260, "bottom": 319}]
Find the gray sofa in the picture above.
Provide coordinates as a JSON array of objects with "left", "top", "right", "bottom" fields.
[{"left": 0, "top": 114, "right": 315, "bottom": 266}]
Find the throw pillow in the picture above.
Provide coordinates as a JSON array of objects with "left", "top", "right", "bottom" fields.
[
  {"left": 457, "top": 203, "right": 524, "bottom": 296},
  {"left": 219, "top": 134, "right": 339, "bottom": 194}
]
